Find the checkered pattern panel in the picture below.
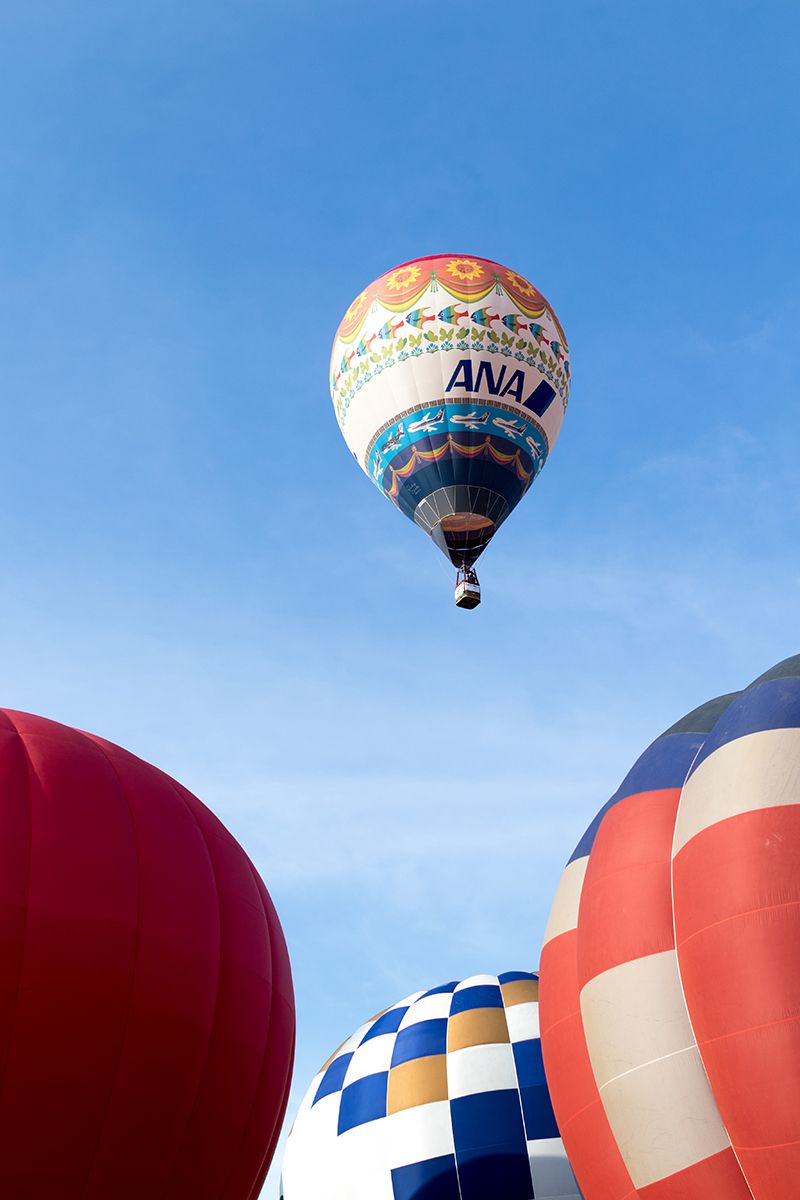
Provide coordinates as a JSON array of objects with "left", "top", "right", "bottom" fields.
[{"left": 283, "top": 972, "right": 582, "bottom": 1200}]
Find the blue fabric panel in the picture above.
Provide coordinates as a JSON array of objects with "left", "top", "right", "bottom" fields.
[
  {"left": 312, "top": 1052, "right": 353, "bottom": 1105},
  {"left": 450, "top": 985, "right": 503, "bottom": 1014},
  {"left": 451, "top": 1089, "right": 527, "bottom": 1153},
  {"left": 498, "top": 970, "right": 537, "bottom": 985},
  {"left": 522, "top": 378, "right": 556, "bottom": 417},
  {"left": 393, "top": 457, "right": 524, "bottom": 524},
  {"left": 391, "top": 1019, "right": 448, "bottom": 1067},
  {"left": 337, "top": 1072, "right": 388, "bottom": 1134},
  {"left": 391, "top": 1154, "right": 461, "bottom": 1200},
  {"left": 689, "top": 677, "right": 800, "bottom": 776},
  {"left": 421, "top": 981, "right": 459, "bottom": 998},
  {"left": 520, "top": 1083, "right": 560, "bottom": 1140},
  {"left": 512, "top": 1039, "right": 546, "bottom": 1088},
  {"left": 456, "top": 1150, "right": 533, "bottom": 1200},
  {"left": 568, "top": 731, "right": 705, "bottom": 863},
  {"left": 360, "top": 1006, "right": 408, "bottom": 1043}
]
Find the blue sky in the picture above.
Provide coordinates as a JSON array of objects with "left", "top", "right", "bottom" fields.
[{"left": 2, "top": 1, "right": 800, "bottom": 1193}]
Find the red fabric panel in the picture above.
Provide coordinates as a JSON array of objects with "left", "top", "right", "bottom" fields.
[
  {"left": 79, "top": 737, "right": 222, "bottom": 1199},
  {"left": 674, "top": 807, "right": 800, "bottom": 1025},
  {"left": 0, "top": 715, "right": 140, "bottom": 1196},
  {"left": 558, "top": 1097, "right": 638, "bottom": 1200},
  {"left": 675, "top": 806, "right": 800, "bottom": 1200},
  {"left": 735, "top": 1141, "right": 800, "bottom": 1200},
  {"left": 163, "top": 784, "right": 284, "bottom": 1197},
  {"left": 637, "top": 1147, "right": 752, "bottom": 1200},
  {"left": 540, "top": 926, "right": 636, "bottom": 1200},
  {"left": 698, "top": 1016, "right": 800, "bottom": 1152},
  {"left": 232, "top": 874, "right": 295, "bottom": 1200},
  {"left": 673, "top": 805, "right": 800, "bottom": 944},
  {"left": 578, "top": 790, "right": 680, "bottom": 984},
  {"left": 0, "top": 710, "right": 294, "bottom": 1199},
  {"left": 0, "top": 721, "right": 34, "bottom": 1099}
]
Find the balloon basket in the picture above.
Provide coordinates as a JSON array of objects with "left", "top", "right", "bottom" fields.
[{"left": 454, "top": 569, "right": 481, "bottom": 609}]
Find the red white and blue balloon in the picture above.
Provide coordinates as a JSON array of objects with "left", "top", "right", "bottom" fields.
[{"left": 541, "top": 654, "right": 800, "bottom": 1200}]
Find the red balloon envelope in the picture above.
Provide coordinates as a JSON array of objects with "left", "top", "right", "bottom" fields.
[
  {"left": 0, "top": 709, "right": 294, "bottom": 1199},
  {"left": 540, "top": 695, "right": 752, "bottom": 1200},
  {"left": 673, "top": 654, "right": 800, "bottom": 1200}
]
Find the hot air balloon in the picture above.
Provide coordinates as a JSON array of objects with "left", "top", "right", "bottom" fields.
[
  {"left": 539, "top": 694, "right": 754, "bottom": 1200},
  {"left": 330, "top": 255, "right": 570, "bottom": 608},
  {"left": 0, "top": 708, "right": 294, "bottom": 1199},
  {"left": 281, "top": 971, "right": 581, "bottom": 1200},
  {"left": 672, "top": 653, "right": 800, "bottom": 1200}
]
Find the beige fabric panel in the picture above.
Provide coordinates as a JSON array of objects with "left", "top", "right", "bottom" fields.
[
  {"left": 542, "top": 856, "right": 587, "bottom": 946},
  {"left": 673, "top": 727, "right": 800, "bottom": 854},
  {"left": 580, "top": 951, "right": 695, "bottom": 1088},
  {"left": 600, "top": 1043, "right": 731, "bottom": 1187},
  {"left": 580, "top": 951, "right": 732, "bottom": 1187}
]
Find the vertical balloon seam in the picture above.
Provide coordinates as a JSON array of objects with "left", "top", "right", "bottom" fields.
[
  {"left": 541, "top": 810, "right": 638, "bottom": 1200},
  {"left": 246, "top": 1018, "right": 295, "bottom": 1200},
  {"left": 172, "top": 776, "right": 274, "bottom": 1198},
  {"left": 70, "top": 731, "right": 144, "bottom": 1199},
  {"left": 171, "top": 788, "right": 277, "bottom": 1199},
  {"left": 446, "top": 984, "right": 467, "bottom": 1200},
  {"left": 575, "top": 803, "right": 639, "bottom": 1200},
  {"left": 0, "top": 714, "right": 34, "bottom": 1105},
  {"left": 220, "top": 861, "right": 290, "bottom": 1200},
  {"left": 149, "top": 769, "right": 227, "bottom": 1200},
  {"left": 434, "top": 286, "right": 455, "bottom": 568},
  {"left": 401, "top": 309, "right": 431, "bottom": 545},
  {"left": 582, "top": 718, "right": 742, "bottom": 1195},
  {"left": 504, "top": 971, "right": 541, "bottom": 1198},
  {"left": 669, "top": 719, "right": 756, "bottom": 1200},
  {"left": 226, "top": 865, "right": 291, "bottom": 1200}
]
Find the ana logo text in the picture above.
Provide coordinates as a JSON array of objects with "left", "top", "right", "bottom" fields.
[{"left": 444, "top": 358, "right": 556, "bottom": 417}]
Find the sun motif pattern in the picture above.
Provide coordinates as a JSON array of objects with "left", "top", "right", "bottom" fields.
[{"left": 329, "top": 254, "right": 570, "bottom": 568}]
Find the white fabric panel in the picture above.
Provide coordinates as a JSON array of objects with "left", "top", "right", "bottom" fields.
[
  {"left": 398, "top": 991, "right": 454, "bottom": 1026},
  {"left": 292, "top": 1071, "right": 322, "bottom": 1122},
  {"left": 446, "top": 1042, "right": 517, "bottom": 1099},
  {"left": 542, "top": 856, "right": 588, "bottom": 946},
  {"left": 337, "top": 1018, "right": 379, "bottom": 1059},
  {"left": 384, "top": 1099, "right": 455, "bottom": 1169},
  {"left": 454, "top": 973, "right": 498, "bottom": 990},
  {"left": 337, "top": 1118, "right": 394, "bottom": 1200},
  {"left": 673, "top": 727, "right": 800, "bottom": 853},
  {"left": 580, "top": 951, "right": 695, "bottom": 1088},
  {"left": 600, "top": 1044, "right": 731, "bottom": 1187},
  {"left": 528, "top": 1137, "right": 583, "bottom": 1199},
  {"left": 505, "top": 1001, "right": 539, "bottom": 1044},
  {"left": 341, "top": 318, "right": 564, "bottom": 468},
  {"left": 282, "top": 1090, "right": 349, "bottom": 1200},
  {"left": 344, "top": 1032, "right": 396, "bottom": 1083}
]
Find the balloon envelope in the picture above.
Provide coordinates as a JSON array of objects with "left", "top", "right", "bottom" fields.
[
  {"left": 540, "top": 695, "right": 752, "bottom": 1200},
  {"left": 0, "top": 709, "right": 294, "bottom": 1199},
  {"left": 673, "top": 654, "right": 800, "bottom": 1200},
  {"left": 330, "top": 255, "right": 569, "bottom": 568},
  {"left": 282, "top": 971, "right": 580, "bottom": 1200}
]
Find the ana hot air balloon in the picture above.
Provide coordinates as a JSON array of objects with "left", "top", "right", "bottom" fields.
[
  {"left": 539, "top": 694, "right": 754, "bottom": 1200},
  {"left": 281, "top": 971, "right": 580, "bottom": 1200},
  {"left": 330, "top": 255, "right": 570, "bottom": 608},
  {"left": 0, "top": 709, "right": 294, "bottom": 1199},
  {"left": 673, "top": 654, "right": 800, "bottom": 1200}
]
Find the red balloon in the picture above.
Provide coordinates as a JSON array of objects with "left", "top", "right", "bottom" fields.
[{"left": 0, "top": 709, "right": 294, "bottom": 1199}]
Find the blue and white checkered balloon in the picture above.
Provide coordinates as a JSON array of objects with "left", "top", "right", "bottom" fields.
[{"left": 281, "top": 971, "right": 581, "bottom": 1200}]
